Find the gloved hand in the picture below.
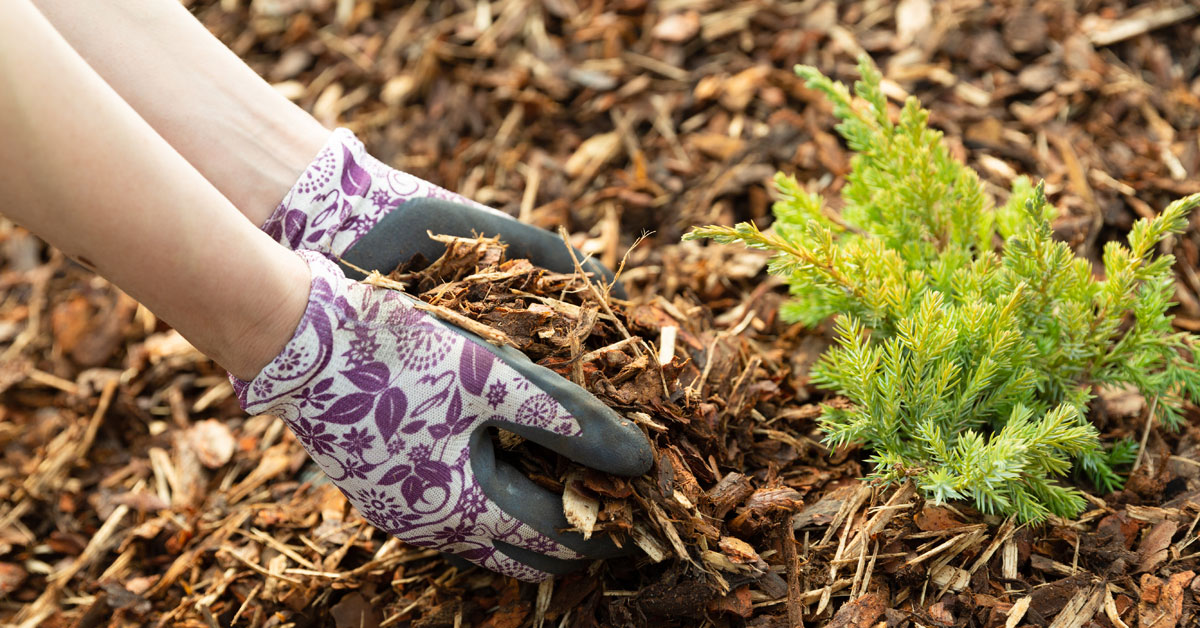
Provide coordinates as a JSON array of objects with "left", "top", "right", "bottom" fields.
[
  {"left": 235, "top": 130, "right": 652, "bottom": 581},
  {"left": 260, "top": 128, "right": 622, "bottom": 296}
]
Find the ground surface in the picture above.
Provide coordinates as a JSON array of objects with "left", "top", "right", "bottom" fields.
[{"left": 3, "top": 0, "right": 1200, "bottom": 626}]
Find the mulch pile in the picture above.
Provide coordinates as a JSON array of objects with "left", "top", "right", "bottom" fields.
[{"left": 3, "top": 0, "right": 1200, "bottom": 626}]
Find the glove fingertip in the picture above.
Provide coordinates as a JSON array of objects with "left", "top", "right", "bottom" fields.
[
  {"left": 526, "top": 373, "right": 654, "bottom": 477},
  {"left": 491, "top": 540, "right": 588, "bottom": 579}
]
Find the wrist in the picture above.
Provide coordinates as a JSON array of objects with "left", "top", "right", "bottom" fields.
[
  {"left": 233, "top": 114, "right": 331, "bottom": 227},
  {"left": 221, "top": 246, "right": 312, "bottom": 382}
]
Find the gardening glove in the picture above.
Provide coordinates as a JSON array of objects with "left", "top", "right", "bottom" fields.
[
  {"left": 260, "top": 128, "right": 623, "bottom": 297},
  {"left": 236, "top": 131, "right": 652, "bottom": 581},
  {"left": 232, "top": 252, "right": 651, "bottom": 581}
]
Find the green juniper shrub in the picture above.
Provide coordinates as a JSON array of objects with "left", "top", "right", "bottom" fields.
[{"left": 685, "top": 56, "right": 1200, "bottom": 523}]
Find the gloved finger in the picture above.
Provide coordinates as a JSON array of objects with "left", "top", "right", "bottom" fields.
[
  {"left": 454, "top": 327, "right": 653, "bottom": 477},
  {"left": 478, "top": 545, "right": 571, "bottom": 582},
  {"left": 339, "top": 197, "right": 626, "bottom": 298},
  {"left": 440, "top": 548, "right": 583, "bottom": 579},
  {"left": 438, "top": 534, "right": 580, "bottom": 583},
  {"left": 399, "top": 429, "right": 616, "bottom": 582},
  {"left": 467, "top": 428, "right": 632, "bottom": 567},
  {"left": 480, "top": 343, "right": 657, "bottom": 477}
]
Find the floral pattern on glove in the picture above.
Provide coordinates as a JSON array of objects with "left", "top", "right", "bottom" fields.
[
  {"left": 261, "top": 128, "right": 511, "bottom": 258},
  {"left": 232, "top": 251, "right": 584, "bottom": 581}
]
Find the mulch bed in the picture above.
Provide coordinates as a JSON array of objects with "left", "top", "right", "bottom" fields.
[{"left": 3, "top": 0, "right": 1200, "bottom": 626}]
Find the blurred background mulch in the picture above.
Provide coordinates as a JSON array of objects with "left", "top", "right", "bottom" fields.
[{"left": 3, "top": 0, "right": 1200, "bottom": 626}]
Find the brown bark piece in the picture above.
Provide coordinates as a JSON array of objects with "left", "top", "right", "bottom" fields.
[
  {"left": 707, "top": 472, "right": 755, "bottom": 519},
  {"left": 0, "top": 562, "right": 26, "bottom": 597},
  {"left": 479, "top": 601, "right": 531, "bottom": 628},
  {"left": 1136, "top": 521, "right": 1178, "bottom": 573},
  {"left": 636, "top": 576, "right": 718, "bottom": 617},
  {"left": 782, "top": 520, "right": 805, "bottom": 628},
  {"left": 826, "top": 591, "right": 887, "bottom": 628},
  {"left": 793, "top": 483, "right": 859, "bottom": 529},
  {"left": 914, "top": 505, "right": 965, "bottom": 532},
  {"left": 1137, "top": 571, "right": 1195, "bottom": 628},
  {"left": 1098, "top": 510, "right": 1143, "bottom": 550},
  {"left": 185, "top": 418, "right": 236, "bottom": 469},
  {"left": 707, "top": 585, "right": 753, "bottom": 618},
  {"left": 331, "top": 592, "right": 381, "bottom": 628}
]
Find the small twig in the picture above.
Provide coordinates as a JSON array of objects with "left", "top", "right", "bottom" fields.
[
  {"left": 691, "top": 336, "right": 721, "bottom": 398},
  {"left": 1132, "top": 394, "right": 1160, "bottom": 473},
  {"left": 1087, "top": 4, "right": 1199, "bottom": 47},
  {"left": 556, "top": 226, "right": 643, "bottom": 357},
  {"left": 967, "top": 516, "right": 1019, "bottom": 576},
  {"left": 1071, "top": 533, "right": 1081, "bottom": 575},
  {"left": 241, "top": 528, "right": 318, "bottom": 570},
  {"left": 905, "top": 532, "right": 970, "bottom": 568},
  {"left": 355, "top": 267, "right": 518, "bottom": 348},
  {"left": 579, "top": 336, "right": 641, "bottom": 364},
  {"left": 519, "top": 153, "right": 542, "bottom": 223},
  {"left": 76, "top": 377, "right": 117, "bottom": 461},
  {"left": 611, "top": 230, "right": 652, "bottom": 295},
  {"left": 230, "top": 582, "right": 262, "bottom": 626}
]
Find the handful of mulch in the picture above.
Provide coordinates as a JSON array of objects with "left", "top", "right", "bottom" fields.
[{"left": 361, "top": 233, "right": 873, "bottom": 623}]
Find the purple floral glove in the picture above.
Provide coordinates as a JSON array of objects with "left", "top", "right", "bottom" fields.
[
  {"left": 233, "top": 252, "right": 649, "bottom": 581},
  {"left": 260, "top": 127, "right": 623, "bottom": 294},
  {"left": 260, "top": 128, "right": 510, "bottom": 259},
  {"left": 238, "top": 131, "right": 649, "bottom": 581}
]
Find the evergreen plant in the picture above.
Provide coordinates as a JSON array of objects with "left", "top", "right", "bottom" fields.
[{"left": 685, "top": 57, "right": 1200, "bottom": 522}]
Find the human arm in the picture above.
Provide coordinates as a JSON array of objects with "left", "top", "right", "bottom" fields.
[
  {"left": 0, "top": 0, "right": 309, "bottom": 381},
  {"left": 29, "top": 0, "right": 519, "bottom": 240},
  {"left": 30, "top": 0, "right": 330, "bottom": 226}
]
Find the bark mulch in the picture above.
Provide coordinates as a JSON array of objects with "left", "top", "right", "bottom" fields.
[{"left": 3, "top": 1, "right": 1200, "bottom": 626}]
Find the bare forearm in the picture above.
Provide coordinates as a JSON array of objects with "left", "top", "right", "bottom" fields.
[
  {"left": 31, "top": 0, "right": 330, "bottom": 226},
  {"left": 0, "top": 0, "right": 308, "bottom": 380}
]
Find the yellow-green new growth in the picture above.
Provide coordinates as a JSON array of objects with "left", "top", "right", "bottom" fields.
[{"left": 685, "top": 56, "right": 1200, "bottom": 522}]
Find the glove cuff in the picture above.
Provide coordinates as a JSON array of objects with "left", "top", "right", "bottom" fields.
[{"left": 229, "top": 249, "right": 380, "bottom": 410}]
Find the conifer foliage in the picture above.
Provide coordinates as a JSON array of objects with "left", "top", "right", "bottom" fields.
[{"left": 685, "top": 57, "right": 1200, "bottom": 522}]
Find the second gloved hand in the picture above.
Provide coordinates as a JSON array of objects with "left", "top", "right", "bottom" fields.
[
  {"left": 233, "top": 252, "right": 651, "bottom": 582},
  {"left": 258, "top": 128, "right": 622, "bottom": 294}
]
